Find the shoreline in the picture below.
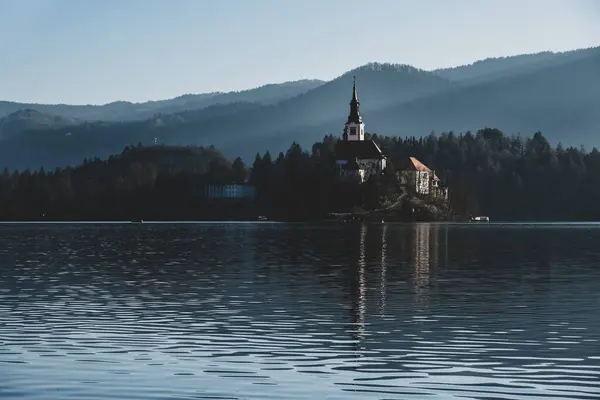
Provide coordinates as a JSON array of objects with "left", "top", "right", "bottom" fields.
[{"left": 1, "top": 220, "right": 600, "bottom": 225}]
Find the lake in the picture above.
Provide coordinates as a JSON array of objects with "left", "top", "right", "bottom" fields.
[{"left": 1, "top": 222, "right": 599, "bottom": 399}]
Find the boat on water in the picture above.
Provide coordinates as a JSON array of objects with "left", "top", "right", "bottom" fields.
[
  {"left": 257, "top": 216, "right": 268, "bottom": 221},
  {"left": 131, "top": 219, "right": 144, "bottom": 223},
  {"left": 469, "top": 216, "right": 490, "bottom": 222}
]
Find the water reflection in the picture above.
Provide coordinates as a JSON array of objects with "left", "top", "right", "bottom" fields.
[
  {"left": 349, "top": 224, "right": 368, "bottom": 350},
  {"left": 379, "top": 223, "right": 387, "bottom": 316},
  {"left": 0, "top": 223, "right": 599, "bottom": 400},
  {"left": 413, "top": 223, "right": 432, "bottom": 295}
]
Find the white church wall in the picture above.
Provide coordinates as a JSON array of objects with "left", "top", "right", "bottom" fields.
[{"left": 346, "top": 122, "right": 365, "bottom": 141}]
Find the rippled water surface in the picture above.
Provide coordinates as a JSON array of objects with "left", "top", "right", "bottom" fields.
[{"left": 1, "top": 222, "right": 600, "bottom": 399}]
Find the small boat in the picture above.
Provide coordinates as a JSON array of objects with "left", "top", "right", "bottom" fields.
[
  {"left": 469, "top": 216, "right": 490, "bottom": 222},
  {"left": 257, "top": 216, "right": 268, "bottom": 221},
  {"left": 131, "top": 219, "right": 144, "bottom": 223}
]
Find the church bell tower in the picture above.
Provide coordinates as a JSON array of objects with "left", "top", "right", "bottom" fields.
[{"left": 343, "top": 76, "right": 365, "bottom": 141}]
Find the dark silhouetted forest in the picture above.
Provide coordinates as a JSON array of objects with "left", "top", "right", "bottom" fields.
[{"left": 1, "top": 128, "right": 600, "bottom": 221}]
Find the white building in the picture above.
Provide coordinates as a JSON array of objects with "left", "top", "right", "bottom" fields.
[
  {"left": 205, "top": 184, "right": 256, "bottom": 199},
  {"left": 335, "top": 78, "right": 387, "bottom": 183}
]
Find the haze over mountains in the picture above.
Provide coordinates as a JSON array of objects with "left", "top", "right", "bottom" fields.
[
  {"left": 0, "top": 79, "right": 325, "bottom": 122},
  {"left": 1, "top": 46, "right": 599, "bottom": 170}
]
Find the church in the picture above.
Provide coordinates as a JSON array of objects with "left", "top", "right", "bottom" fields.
[{"left": 335, "top": 78, "right": 387, "bottom": 183}]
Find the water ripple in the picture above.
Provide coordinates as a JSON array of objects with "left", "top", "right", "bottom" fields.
[{"left": 1, "top": 222, "right": 600, "bottom": 399}]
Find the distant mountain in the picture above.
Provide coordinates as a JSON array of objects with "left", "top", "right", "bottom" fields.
[
  {"left": 1, "top": 47, "right": 600, "bottom": 171},
  {"left": 263, "top": 63, "right": 454, "bottom": 127},
  {"left": 0, "top": 79, "right": 325, "bottom": 122},
  {"left": 434, "top": 47, "right": 598, "bottom": 84},
  {"left": 0, "top": 63, "right": 452, "bottom": 170},
  {"left": 363, "top": 46, "right": 600, "bottom": 143},
  {"left": 0, "top": 109, "right": 79, "bottom": 140},
  {"left": 286, "top": 47, "right": 598, "bottom": 151},
  {"left": 225, "top": 47, "right": 600, "bottom": 160}
]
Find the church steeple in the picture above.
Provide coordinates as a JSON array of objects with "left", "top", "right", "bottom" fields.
[
  {"left": 347, "top": 76, "right": 362, "bottom": 124},
  {"left": 343, "top": 76, "right": 365, "bottom": 141}
]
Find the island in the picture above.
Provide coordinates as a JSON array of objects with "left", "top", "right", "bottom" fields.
[{"left": 1, "top": 80, "right": 599, "bottom": 222}]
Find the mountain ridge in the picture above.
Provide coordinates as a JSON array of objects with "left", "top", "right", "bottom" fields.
[
  {"left": 432, "top": 46, "right": 600, "bottom": 82},
  {"left": 1, "top": 46, "right": 599, "bottom": 170},
  {"left": 0, "top": 109, "right": 80, "bottom": 140},
  {"left": 0, "top": 79, "right": 326, "bottom": 122}
]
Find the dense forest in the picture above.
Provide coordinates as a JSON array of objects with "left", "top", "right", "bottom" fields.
[{"left": 1, "top": 128, "right": 600, "bottom": 221}]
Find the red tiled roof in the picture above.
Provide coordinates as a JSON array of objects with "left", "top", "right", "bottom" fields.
[
  {"left": 409, "top": 157, "right": 431, "bottom": 172},
  {"left": 408, "top": 157, "right": 440, "bottom": 181}
]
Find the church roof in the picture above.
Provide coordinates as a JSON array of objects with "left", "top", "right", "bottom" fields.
[
  {"left": 336, "top": 140, "right": 384, "bottom": 160},
  {"left": 347, "top": 76, "right": 362, "bottom": 124},
  {"left": 408, "top": 157, "right": 430, "bottom": 172}
]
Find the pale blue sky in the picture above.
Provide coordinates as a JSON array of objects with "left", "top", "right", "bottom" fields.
[{"left": 1, "top": 0, "right": 598, "bottom": 105}]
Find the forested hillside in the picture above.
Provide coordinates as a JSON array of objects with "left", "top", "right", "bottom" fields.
[{"left": 1, "top": 47, "right": 599, "bottom": 171}]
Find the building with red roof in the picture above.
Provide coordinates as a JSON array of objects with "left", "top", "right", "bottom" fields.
[{"left": 398, "top": 157, "right": 448, "bottom": 200}]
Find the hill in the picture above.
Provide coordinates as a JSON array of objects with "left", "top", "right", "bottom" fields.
[
  {"left": 433, "top": 46, "right": 598, "bottom": 84},
  {"left": 212, "top": 47, "right": 600, "bottom": 160},
  {"left": 1, "top": 46, "right": 600, "bottom": 170},
  {"left": 0, "top": 145, "right": 243, "bottom": 221},
  {"left": 0, "top": 109, "right": 79, "bottom": 140},
  {"left": 360, "top": 46, "right": 600, "bottom": 146},
  {"left": 0, "top": 79, "right": 325, "bottom": 122},
  {"left": 0, "top": 64, "right": 453, "bottom": 170}
]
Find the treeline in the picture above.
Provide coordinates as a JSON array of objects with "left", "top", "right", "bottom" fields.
[
  {"left": 0, "top": 144, "right": 251, "bottom": 220},
  {"left": 1, "top": 128, "right": 600, "bottom": 221},
  {"left": 250, "top": 128, "right": 600, "bottom": 221},
  {"left": 371, "top": 128, "right": 600, "bottom": 220}
]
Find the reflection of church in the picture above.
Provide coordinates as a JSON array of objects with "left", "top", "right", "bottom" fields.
[
  {"left": 346, "top": 223, "right": 449, "bottom": 350},
  {"left": 335, "top": 78, "right": 387, "bottom": 183}
]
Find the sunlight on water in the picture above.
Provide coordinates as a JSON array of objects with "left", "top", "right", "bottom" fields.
[{"left": 0, "top": 223, "right": 599, "bottom": 399}]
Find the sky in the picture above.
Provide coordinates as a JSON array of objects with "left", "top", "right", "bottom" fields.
[{"left": 0, "top": 0, "right": 598, "bottom": 105}]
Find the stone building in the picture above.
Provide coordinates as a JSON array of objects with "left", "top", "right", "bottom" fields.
[{"left": 399, "top": 157, "right": 448, "bottom": 200}]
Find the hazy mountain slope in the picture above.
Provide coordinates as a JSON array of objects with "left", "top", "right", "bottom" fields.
[
  {"left": 0, "top": 109, "right": 79, "bottom": 140},
  {"left": 220, "top": 48, "right": 600, "bottom": 161},
  {"left": 260, "top": 63, "right": 454, "bottom": 129},
  {"left": 434, "top": 46, "right": 599, "bottom": 84},
  {"left": 127, "top": 79, "right": 326, "bottom": 121},
  {"left": 2, "top": 49, "right": 600, "bottom": 170},
  {"left": 0, "top": 79, "right": 325, "bottom": 122},
  {"left": 0, "top": 102, "right": 266, "bottom": 170},
  {"left": 0, "top": 65, "right": 452, "bottom": 170},
  {"left": 358, "top": 47, "right": 600, "bottom": 145},
  {"left": 181, "top": 63, "right": 454, "bottom": 143}
]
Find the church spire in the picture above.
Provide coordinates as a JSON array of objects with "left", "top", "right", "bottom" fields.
[{"left": 347, "top": 76, "right": 362, "bottom": 124}]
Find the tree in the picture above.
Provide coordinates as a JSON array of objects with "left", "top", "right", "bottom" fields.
[{"left": 231, "top": 157, "right": 246, "bottom": 184}]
